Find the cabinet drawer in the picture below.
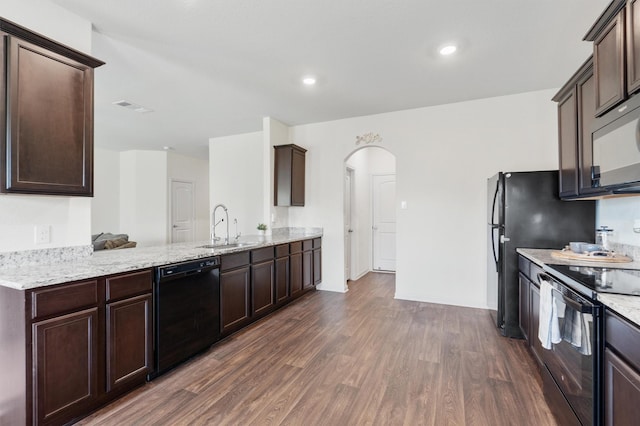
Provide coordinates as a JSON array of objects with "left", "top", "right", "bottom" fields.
[
  {"left": 303, "top": 239, "right": 313, "bottom": 251},
  {"left": 290, "top": 241, "right": 302, "bottom": 254},
  {"left": 251, "top": 247, "right": 274, "bottom": 264},
  {"left": 313, "top": 238, "right": 322, "bottom": 249},
  {"left": 606, "top": 310, "right": 640, "bottom": 371},
  {"left": 31, "top": 280, "right": 99, "bottom": 320},
  {"left": 530, "top": 263, "right": 544, "bottom": 287},
  {"left": 106, "top": 269, "right": 152, "bottom": 302},
  {"left": 221, "top": 251, "right": 250, "bottom": 271},
  {"left": 275, "top": 244, "right": 289, "bottom": 258}
]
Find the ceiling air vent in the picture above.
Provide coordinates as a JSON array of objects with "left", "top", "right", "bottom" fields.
[{"left": 112, "top": 100, "right": 153, "bottom": 113}]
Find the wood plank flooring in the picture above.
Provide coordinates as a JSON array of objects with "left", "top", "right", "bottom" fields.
[{"left": 76, "top": 272, "right": 557, "bottom": 426}]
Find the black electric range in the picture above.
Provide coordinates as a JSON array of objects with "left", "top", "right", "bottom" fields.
[{"left": 546, "top": 263, "right": 640, "bottom": 298}]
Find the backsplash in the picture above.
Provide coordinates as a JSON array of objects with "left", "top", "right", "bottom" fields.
[
  {"left": 271, "top": 227, "right": 323, "bottom": 236},
  {"left": 597, "top": 197, "right": 640, "bottom": 248},
  {"left": 0, "top": 245, "right": 93, "bottom": 270}
]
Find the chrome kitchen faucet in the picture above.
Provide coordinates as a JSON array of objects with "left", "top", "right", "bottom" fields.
[{"left": 212, "top": 204, "right": 229, "bottom": 245}]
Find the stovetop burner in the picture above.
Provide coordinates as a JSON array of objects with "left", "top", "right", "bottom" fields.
[{"left": 547, "top": 264, "right": 640, "bottom": 297}]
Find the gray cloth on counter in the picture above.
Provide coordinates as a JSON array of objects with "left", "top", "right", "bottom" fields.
[{"left": 92, "top": 233, "right": 130, "bottom": 251}]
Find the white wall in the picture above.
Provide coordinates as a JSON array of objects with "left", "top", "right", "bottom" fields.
[
  {"left": 209, "top": 132, "right": 264, "bottom": 238},
  {"left": 289, "top": 89, "right": 559, "bottom": 307},
  {"left": 0, "top": 0, "right": 94, "bottom": 253},
  {"left": 119, "top": 151, "right": 169, "bottom": 246},
  {"left": 265, "top": 118, "right": 291, "bottom": 231},
  {"left": 92, "top": 149, "right": 209, "bottom": 244},
  {"left": 168, "top": 152, "right": 210, "bottom": 241},
  {"left": 92, "top": 148, "right": 121, "bottom": 234},
  {"left": 4, "top": 0, "right": 92, "bottom": 54}
]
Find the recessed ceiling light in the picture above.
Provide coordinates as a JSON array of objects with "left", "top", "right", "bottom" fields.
[
  {"left": 302, "top": 76, "right": 317, "bottom": 86},
  {"left": 439, "top": 44, "right": 457, "bottom": 56}
]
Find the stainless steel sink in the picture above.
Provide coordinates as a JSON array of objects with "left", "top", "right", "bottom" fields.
[{"left": 198, "top": 242, "right": 258, "bottom": 250}]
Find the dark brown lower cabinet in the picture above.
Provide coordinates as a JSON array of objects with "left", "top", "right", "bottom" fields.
[
  {"left": 290, "top": 252, "right": 303, "bottom": 297},
  {"left": 313, "top": 248, "right": 322, "bottom": 285},
  {"left": 518, "top": 273, "right": 530, "bottom": 341},
  {"left": 302, "top": 249, "right": 313, "bottom": 290},
  {"left": 275, "top": 255, "right": 290, "bottom": 304},
  {"left": 252, "top": 260, "right": 275, "bottom": 317},
  {"left": 604, "top": 348, "right": 640, "bottom": 425},
  {"left": 106, "top": 293, "right": 152, "bottom": 392},
  {"left": 25, "top": 269, "right": 153, "bottom": 426},
  {"left": 604, "top": 310, "right": 640, "bottom": 425},
  {"left": 529, "top": 280, "right": 543, "bottom": 365},
  {"left": 33, "top": 308, "right": 99, "bottom": 426},
  {"left": 220, "top": 266, "right": 251, "bottom": 335}
]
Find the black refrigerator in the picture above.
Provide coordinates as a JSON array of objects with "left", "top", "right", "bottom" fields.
[{"left": 487, "top": 171, "right": 595, "bottom": 338}]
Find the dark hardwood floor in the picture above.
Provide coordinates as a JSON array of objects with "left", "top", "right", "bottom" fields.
[{"left": 76, "top": 272, "right": 556, "bottom": 425}]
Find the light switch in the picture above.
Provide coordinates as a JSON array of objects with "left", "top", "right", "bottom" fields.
[{"left": 400, "top": 201, "right": 407, "bottom": 210}]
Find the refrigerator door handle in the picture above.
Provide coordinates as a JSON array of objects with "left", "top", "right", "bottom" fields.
[{"left": 491, "top": 177, "right": 500, "bottom": 271}]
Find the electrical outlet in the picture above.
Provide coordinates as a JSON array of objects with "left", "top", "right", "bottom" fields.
[{"left": 34, "top": 225, "right": 51, "bottom": 245}]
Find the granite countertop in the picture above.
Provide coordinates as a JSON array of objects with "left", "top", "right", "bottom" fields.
[
  {"left": 0, "top": 232, "right": 322, "bottom": 291},
  {"left": 517, "top": 248, "right": 640, "bottom": 326}
]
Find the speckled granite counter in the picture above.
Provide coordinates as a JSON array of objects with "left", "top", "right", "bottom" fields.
[
  {"left": 517, "top": 248, "right": 640, "bottom": 326},
  {"left": 0, "top": 231, "right": 322, "bottom": 291}
]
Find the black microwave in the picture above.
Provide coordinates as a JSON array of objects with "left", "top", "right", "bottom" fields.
[{"left": 592, "top": 93, "right": 640, "bottom": 193}]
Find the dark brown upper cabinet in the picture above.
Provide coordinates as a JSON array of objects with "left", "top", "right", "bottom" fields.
[
  {"left": 628, "top": 0, "right": 640, "bottom": 94},
  {"left": 593, "top": 8, "right": 626, "bottom": 116},
  {"left": 0, "top": 18, "right": 104, "bottom": 196},
  {"left": 274, "top": 144, "right": 306, "bottom": 206},
  {"left": 553, "top": 58, "right": 601, "bottom": 199}
]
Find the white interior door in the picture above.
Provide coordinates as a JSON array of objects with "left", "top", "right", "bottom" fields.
[
  {"left": 344, "top": 168, "right": 354, "bottom": 281},
  {"left": 372, "top": 174, "right": 396, "bottom": 271},
  {"left": 171, "top": 180, "right": 195, "bottom": 243}
]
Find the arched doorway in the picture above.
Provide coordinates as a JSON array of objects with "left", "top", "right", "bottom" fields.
[{"left": 343, "top": 146, "right": 397, "bottom": 289}]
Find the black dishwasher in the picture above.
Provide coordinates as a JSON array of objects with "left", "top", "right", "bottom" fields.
[{"left": 151, "top": 256, "right": 221, "bottom": 378}]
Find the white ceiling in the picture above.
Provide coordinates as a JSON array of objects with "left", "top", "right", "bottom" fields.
[{"left": 51, "top": 0, "right": 610, "bottom": 157}]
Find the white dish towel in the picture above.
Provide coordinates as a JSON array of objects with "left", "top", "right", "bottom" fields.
[{"left": 538, "top": 275, "right": 561, "bottom": 349}]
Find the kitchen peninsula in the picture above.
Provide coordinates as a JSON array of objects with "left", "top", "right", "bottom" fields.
[{"left": 0, "top": 228, "right": 322, "bottom": 425}]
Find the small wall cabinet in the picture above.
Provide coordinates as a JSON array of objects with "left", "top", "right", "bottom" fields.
[
  {"left": 0, "top": 18, "right": 104, "bottom": 196},
  {"left": 274, "top": 144, "right": 307, "bottom": 206}
]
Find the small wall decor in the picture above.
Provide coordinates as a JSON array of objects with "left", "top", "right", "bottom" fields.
[{"left": 355, "top": 132, "right": 382, "bottom": 145}]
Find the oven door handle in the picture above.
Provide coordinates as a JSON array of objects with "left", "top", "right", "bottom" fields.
[{"left": 538, "top": 273, "right": 593, "bottom": 314}]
